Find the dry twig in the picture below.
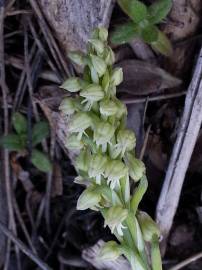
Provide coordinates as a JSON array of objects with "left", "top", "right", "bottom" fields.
[
  {"left": 156, "top": 46, "right": 202, "bottom": 252},
  {"left": 169, "top": 251, "right": 202, "bottom": 270},
  {"left": 0, "top": 221, "right": 52, "bottom": 270}
]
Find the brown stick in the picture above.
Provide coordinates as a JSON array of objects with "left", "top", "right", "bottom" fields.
[
  {"left": 0, "top": 221, "right": 52, "bottom": 270},
  {"left": 169, "top": 251, "right": 202, "bottom": 270},
  {"left": 156, "top": 47, "right": 202, "bottom": 253}
]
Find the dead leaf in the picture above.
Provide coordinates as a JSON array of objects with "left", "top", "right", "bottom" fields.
[{"left": 118, "top": 60, "right": 181, "bottom": 95}]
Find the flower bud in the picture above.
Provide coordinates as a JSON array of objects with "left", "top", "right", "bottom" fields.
[
  {"left": 104, "top": 206, "right": 128, "bottom": 236},
  {"left": 75, "top": 150, "right": 90, "bottom": 173},
  {"left": 65, "top": 134, "right": 84, "bottom": 150},
  {"left": 91, "top": 55, "right": 107, "bottom": 77},
  {"left": 99, "top": 241, "right": 121, "bottom": 261},
  {"left": 113, "top": 98, "right": 127, "bottom": 118},
  {"left": 68, "top": 51, "right": 84, "bottom": 66},
  {"left": 105, "top": 160, "right": 128, "bottom": 189},
  {"left": 59, "top": 98, "right": 76, "bottom": 115},
  {"left": 89, "top": 39, "right": 104, "bottom": 54},
  {"left": 80, "top": 84, "right": 104, "bottom": 102},
  {"left": 111, "top": 68, "right": 123, "bottom": 86},
  {"left": 137, "top": 211, "right": 160, "bottom": 242},
  {"left": 102, "top": 69, "right": 110, "bottom": 92},
  {"left": 117, "top": 129, "right": 136, "bottom": 154},
  {"left": 88, "top": 154, "right": 108, "bottom": 184},
  {"left": 93, "top": 122, "right": 115, "bottom": 146},
  {"left": 69, "top": 112, "right": 92, "bottom": 134},
  {"left": 125, "top": 153, "right": 145, "bottom": 182},
  {"left": 77, "top": 187, "right": 101, "bottom": 210},
  {"left": 99, "top": 99, "right": 118, "bottom": 116},
  {"left": 98, "top": 27, "right": 108, "bottom": 42},
  {"left": 60, "top": 77, "right": 82, "bottom": 92},
  {"left": 88, "top": 66, "right": 99, "bottom": 84},
  {"left": 104, "top": 47, "right": 115, "bottom": 65}
]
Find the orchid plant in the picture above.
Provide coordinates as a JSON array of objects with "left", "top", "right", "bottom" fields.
[{"left": 60, "top": 28, "right": 162, "bottom": 270}]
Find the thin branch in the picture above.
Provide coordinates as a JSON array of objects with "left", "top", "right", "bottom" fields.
[
  {"left": 123, "top": 91, "right": 186, "bottom": 104},
  {"left": 169, "top": 251, "right": 202, "bottom": 270},
  {"left": 0, "top": 221, "right": 52, "bottom": 270}
]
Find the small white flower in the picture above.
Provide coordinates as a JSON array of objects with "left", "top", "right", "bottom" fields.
[
  {"left": 88, "top": 154, "right": 108, "bottom": 184},
  {"left": 104, "top": 206, "right": 128, "bottom": 236},
  {"left": 93, "top": 122, "right": 115, "bottom": 148},
  {"left": 104, "top": 160, "right": 128, "bottom": 189}
]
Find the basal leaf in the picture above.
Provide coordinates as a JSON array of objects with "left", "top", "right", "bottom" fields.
[
  {"left": 0, "top": 134, "right": 25, "bottom": 151},
  {"left": 118, "top": 0, "right": 148, "bottom": 23},
  {"left": 12, "top": 112, "right": 27, "bottom": 135},
  {"left": 32, "top": 121, "right": 49, "bottom": 146},
  {"left": 110, "top": 22, "right": 139, "bottom": 45},
  {"left": 148, "top": 0, "right": 172, "bottom": 24},
  {"left": 31, "top": 149, "right": 52, "bottom": 172}
]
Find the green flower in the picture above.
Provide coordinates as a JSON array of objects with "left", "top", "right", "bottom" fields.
[
  {"left": 137, "top": 211, "right": 160, "bottom": 242},
  {"left": 92, "top": 27, "right": 108, "bottom": 42},
  {"left": 104, "top": 160, "right": 128, "bottom": 189},
  {"left": 89, "top": 39, "right": 104, "bottom": 54},
  {"left": 99, "top": 99, "right": 118, "bottom": 116},
  {"left": 116, "top": 129, "right": 136, "bottom": 156},
  {"left": 68, "top": 51, "right": 84, "bottom": 66},
  {"left": 59, "top": 98, "right": 76, "bottom": 115},
  {"left": 90, "top": 55, "right": 107, "bottom": 77},
  {"left": 77, "top": 187, "right": 101, "bottom": 210},
  {"left": 98, "top": 27, "right": 108, "bottom": 42},
  {"left": 69, "top": 112, "right": 92, "bottom": 138},
  {"left": 125, "top": 153, "right": 145, "bottom": 182},
  {"left": 104, "top": 47, "right": 115, "bottom": 65},
  {"left": 113, "top": 98, "right": 127, "bottom": 118},
  {"left": 93, "top": 122, "right": 115, "bottom": 148},
  {"left": 80, "top": 84, "right": 104, "bottom": 110},
  {"left": 65, "top": 134, "right": 84, "bottom": 150},
  {"left": 88, "top": 154, "right": 108, "bottom": 184},
  {"left": 99, "top": 241, "right": 122, "bottom": 261},
  {"left": 60, "top": 77, "right": 82, "bottom": 92},
  {"left": 104, "top": 206, "right": 128, "bottom": 236},
  {"left": 75, "top": 150, "right": 90, "bottom": 173},
  {"left": 111, "top": 67, "right": 123, "bottom": 86}
]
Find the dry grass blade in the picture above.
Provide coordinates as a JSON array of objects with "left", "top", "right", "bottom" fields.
[
  {"left": 0, "top": 4, "right": 20, "bottom": 269},
  {"left": 0, "top": 221, "right": 52, "bottom": 270}
]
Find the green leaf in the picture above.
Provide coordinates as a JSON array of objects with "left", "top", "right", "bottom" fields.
[
  {"left": 131, "top": 176, "right": 148, "bottom": 213},
  {"left": 12, "top": 112, "right": 27, "bottom": 135},
  {"left": 118, "top": 0, "right": 148, "bottom": 23},
  {"left": 148, "top": 0, "right": 172, "bottom": 24},
  {"left": 141, "top": 25, "right": 158, "bottom": 43},
  {"left": 32, "top": 121, "right": 49, "bottom": 146},
  {"left": 0, "top": 134, "right": 25, "bottom": 151},
  {"left": 31, "top": 149, "right": 52, "bottom": 172},
  {"left": 111, "top": 22, "right": 139, "bottom": 45},
  {"left": 151, "top": 30, "right": 173, "bottom": 56}
]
